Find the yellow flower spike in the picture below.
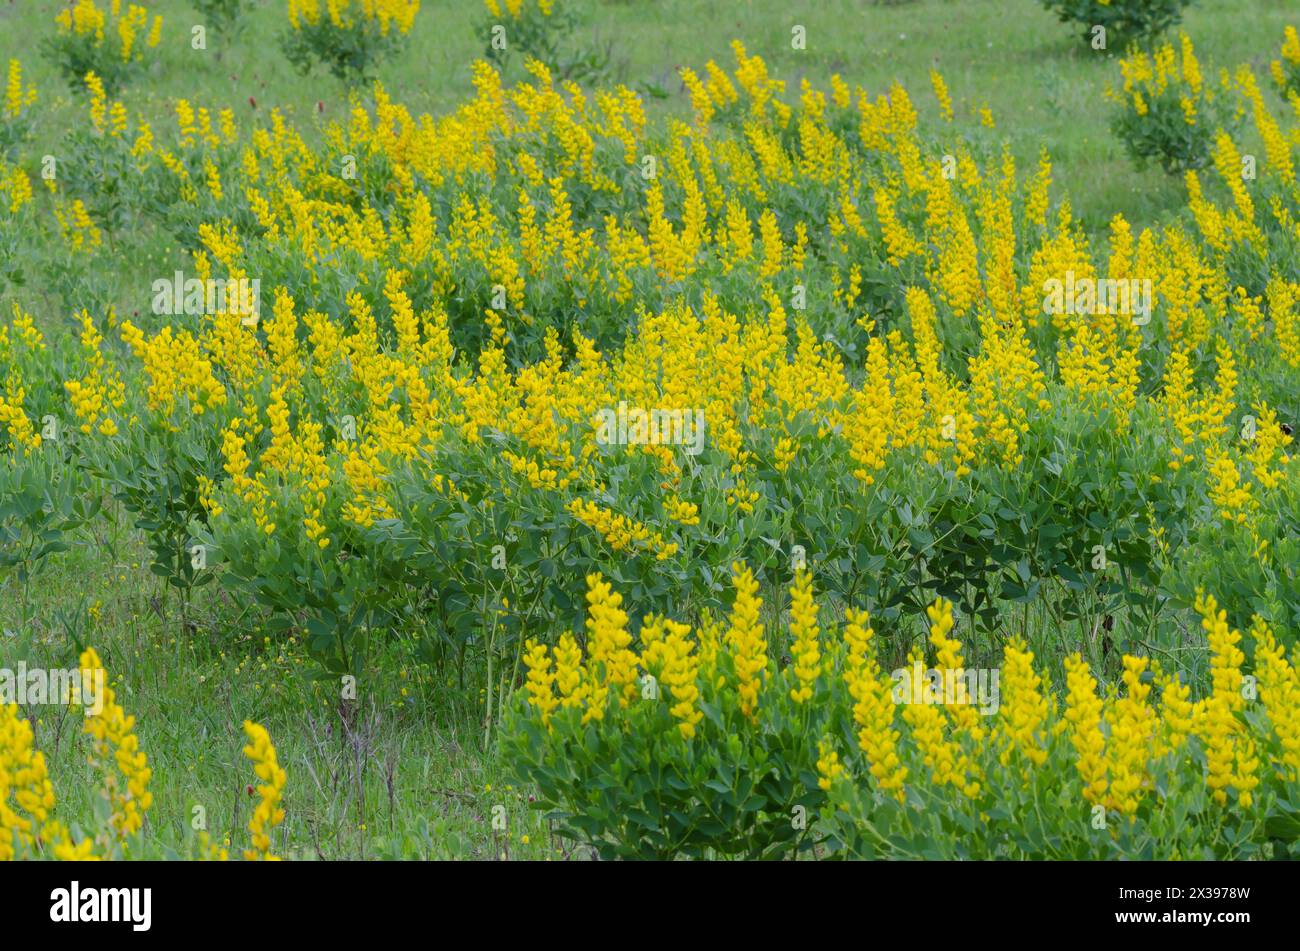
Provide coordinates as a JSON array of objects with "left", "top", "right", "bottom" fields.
[
  {"left": 929, "top": 69, "right": 954, "bottom": 122},
  {"left": 841, "top": 607, "right": 874, "bottom": 665},
  {"left": 998, "top": 639, "right": 1049, "bottom": 769},
  {"left": 724, "top": 563, "right": 767, "bottom": 721},
  {"left": 1195, "top": 592, "right": 1246, "bottom": 712},
  {"left": 787, "top": 569, "right": 821, "bottom": 704},
  {"left": 582, "top": 573, "right": 637, "bottom": 718},
  {"left": 926, "top": 598, "right": 983, "bottom": 740},
  {"left": 900, "top": 644, "right": 980, "bottom": 799},
  {"left": 1253, "top": 617, "right": 1300, "bottom": 781},
  {"left": 816, "top": 738, "right": 845, "bottom": 791},
  {"left": 242, "top": 721, "right": 286, "bottom": 861},
  {"left": 1063, "top": 654, "right": 1109, "bottom": 806},
  {"left": 1155, "top": 668, "right": 1195, "bottom": 751},
  {"left": 72, "top": 648, "right": 153, "bottom": 843},
  {"left": 657, "top": 619, "right": 703, "bottom": 738},
  {"left": 1107, "top": 656, "right": 1155, "bottom": 817},
  {"left": 841, "top": 609, "right": 908, "bottom": 803},
  {"left": 521, "top": 639, "right": 558, "bottom": 729}
]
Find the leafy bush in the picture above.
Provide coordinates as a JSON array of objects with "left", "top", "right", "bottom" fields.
[
  {"left": 193, "top": 0, "right": 256, "bottom": 38},
  {"left": 503, "top": 566, "right": 833, "bottom": 859},
  {"left": 41, "top": 0, "right": 163, "bottom": 95},
  {"left": 280, "top": 0, "right": 419, "bottom": 84},
  {"left": 1039, "top": 0, "right": 1195, "bottom": 46},
  {"left": 1108, "top": 33, "right": 1234, "bottom": 174},
  {"left": 480, "top": 0, "right": 611, "bottom": 84}
]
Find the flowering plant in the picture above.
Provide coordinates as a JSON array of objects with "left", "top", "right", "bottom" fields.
[
  {"left": 505, "top": 571, "right": 1300, "bottom": 859},
  {"left": 1108, "top": 33, "right": 1234, "bottom": 175},
  {"left": 280, "top": 0, "right": 419, "bottom": 84},
  {"left": 1, "top": 60, "right": 37, "bottom": 159},
  {"left": 42, "top": 0, "right": 163, "bottom": 95},
  {"left": 1270, "top": 26, "right": 1300, "bottom": 98}
]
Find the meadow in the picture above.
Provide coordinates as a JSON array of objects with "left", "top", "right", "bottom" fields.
[{"left": 1, "top": 0, "right": 1299, "bottom": 861}]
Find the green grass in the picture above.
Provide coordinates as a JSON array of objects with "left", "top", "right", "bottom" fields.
[
  {"left": 5, "top": 503, "right": 563, "bottom": 859},
  {"left": 0, "top": 0, "right": 1295, "bottom": 859}
]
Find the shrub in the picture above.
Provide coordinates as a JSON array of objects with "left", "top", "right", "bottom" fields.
[
  {"left": 480, "top": 0, "right": 611, "bottom": 84},
  {"left": 193, "top": 0, "right": 256, "bottom": 39},
  {"left": 1039, "top": 0, "right": 1195, "bottom": 46},
  {"left": 503, "top": 566, "right": 834, "bottom": 859},
  {"left": 42, "top": 0, "right": 163, "bottom": 95},
  {"left": 1107, "top": 33, "right": 1234, "bottom": 174},
  {"left": 280, "top": 0, "right": 419, "bottom": 84}
]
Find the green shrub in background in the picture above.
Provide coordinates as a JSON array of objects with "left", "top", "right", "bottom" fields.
[
  {"left": 280, "top": 0, "right": 419, "bottom": 85},
  {"left": 1040, "top": 0, "right": 1195, "bottom": 47},
  {"left": 193, "top": 0, "right": 257, "bottom": 39},
  {"left": 1108, "top": 32, "right": 1234, "bottom": 174},
  {"left": 41, "top": 0, "right": 164, "bottom": 95}
]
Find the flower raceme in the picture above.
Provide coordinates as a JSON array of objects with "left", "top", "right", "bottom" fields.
[
  {"left": 242, "top": 721, "right": 287, "bottom": 861},
  {"left": 73, "top": 648, "right": 153, "bottom": 841},
  {"left": 3, "top": 59, "right": 37, "bottom": 123}
]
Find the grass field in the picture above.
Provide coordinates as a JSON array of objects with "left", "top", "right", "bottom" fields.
[{"left": 3, "top": 0, "right": 1300, "bottom": 862}]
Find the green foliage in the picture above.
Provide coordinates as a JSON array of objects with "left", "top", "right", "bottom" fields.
[
  {"left": 279, "top": 14, "right": 413, "bottom": 85},
  {"left": 503, "top": 652, "right": 829, "bottom": 859},
  {"left": 1111, "top": 91, "right": 1230, "bottom": 176},
  {"left": 480, "top": 1, "right": 614, "bottom": 85},
  {"left": 1039, "top": 0, "right": 1196, "bottom": 46},
  {"left": 0, "top": 448, "right": 99, "bottom": 593},
  {"left": 193, "top": 0, "right": 257, "bottom": 38}
]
